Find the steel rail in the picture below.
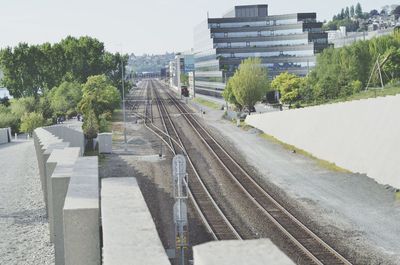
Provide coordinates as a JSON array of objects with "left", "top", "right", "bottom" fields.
[{"left": 159, "top": 80, "right": 352, "bottom": 265}]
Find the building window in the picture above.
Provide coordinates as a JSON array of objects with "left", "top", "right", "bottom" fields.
[
  {"left": 224, "top": 32, "right": 228, "bottom": 37},
  {"left": 279, "top": 51, "right": 284, "bottom": 56},
  {"left": 227, "top": 42, "right": 231, "bottom": 48},
  {"left": 217, "top": 23, "right": 220, "bottom": 28},
  {"left": 246, "top": 41, "right": 250, "bottom": 47},
  {"left": 257, "top": 31, "right": 261, "bottom": 37},
  {"left": 230, "top": 52, "right": 235, "bottom": 58}
]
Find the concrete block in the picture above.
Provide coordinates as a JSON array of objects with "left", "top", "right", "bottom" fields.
[
  {"left": 0, "top": 128, "right": 9, "bottom": 144},
  {"left": 51, "top": 164, "right": 75, "bottom": 265},
  {"left": 33, "top": 128, "right": 66, "bottom": 213},
  {"left": 101, "top": 177, "right": 170, "bottom": 265},
  {"left": 193, "top": 239, "right": 295, "bottom": 265},
  {"left": 63, "top": 157, "right": 100, "bottom": 265},
  {"left": 46, "top": 147, "right": 80, "bottom": 243},
  {"left": 44, "top": 124, "right": 85, "bottom": 155},
  {"left": 98, "top": 133, "right": 112, "bottom": 154}
]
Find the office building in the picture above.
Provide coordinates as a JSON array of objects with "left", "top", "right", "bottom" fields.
[
  {"left": 193, "top": 4, "right": 328, "bottom": 97},
  {"left": 169, "top": 50, "right": 195, "bottom": 91}
]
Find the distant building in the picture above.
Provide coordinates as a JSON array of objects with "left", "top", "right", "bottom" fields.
[
  {"left": 193, "top": 4, "right": 328, "bottom": 97},
  {"left": 169, "top": 50, "right": 194, "bottom": 92}
]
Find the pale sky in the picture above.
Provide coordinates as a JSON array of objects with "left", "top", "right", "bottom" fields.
[{"left": 0, "top": 0, "right": 390, "bottom": 54}]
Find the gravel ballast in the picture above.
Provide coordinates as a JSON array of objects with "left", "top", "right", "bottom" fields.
[{"left": 0, "top": 140, "right": 54, "bottom": 265}]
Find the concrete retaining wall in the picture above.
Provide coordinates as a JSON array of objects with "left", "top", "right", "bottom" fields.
[
  {"left": 44, "top": 124, "right": 85, "bottom": 155},
  {"left": 46, "top": 147, "right": 80, "bottom": 243},
  {"left": 0, "top": 127, "right": 11, "bottom": 144},
  {"left": 63, "top": 157, "right": 100, "bottom": 265},
  {"left": 32, "top": 123, "right": 173, "bottom": 265},
  {"left": 246, "top": 95, "right": 400, "bottom": 188},
  {"left": 101, "top": 177, "right": 170, "bottom": 265},
  {"left": 193, "top": 239, "right": 294, "bottom": 265}
]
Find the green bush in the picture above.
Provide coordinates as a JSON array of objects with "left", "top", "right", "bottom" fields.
[
  {"left": 20, "top": 112, "right": 45, "bottom": 134},
  {"left": 82, "top": 110, "right": 99, "bottom": 139},
  {"left": 351, "top": 80, "right": 363, "bottom": 94},
  {"left": 0, "top": 111, "right": 20, "bottom": 133},
  {"left": 10, "top": 97, "right": 37, "bottom": 118}
]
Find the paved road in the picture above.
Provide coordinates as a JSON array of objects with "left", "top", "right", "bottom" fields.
[{"left": 0, "top": 140, "right": 54, "bottom": 265}]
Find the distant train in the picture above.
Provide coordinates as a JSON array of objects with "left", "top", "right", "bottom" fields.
[{"left": 181, "top": 85, "right": 189, "bottom": 97}]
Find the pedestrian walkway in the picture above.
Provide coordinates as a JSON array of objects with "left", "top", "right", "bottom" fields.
[{"left": 0, "top": 140, "right": 54, "bottom": 265}]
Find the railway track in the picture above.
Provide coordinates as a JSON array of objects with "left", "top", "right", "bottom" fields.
[
  {"left": 150, "top": 80, "right": 352, "bottom": 265},
  {"left": 144, "top": 80, "right": 241, "bottom": 241}
]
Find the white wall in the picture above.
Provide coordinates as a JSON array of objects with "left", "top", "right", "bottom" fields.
[
  {"left": 246, "top": 95, "right": 400, "bottom": 189},
  {"left": 0, "top": 128, "right": 11, "bottom": 144}
]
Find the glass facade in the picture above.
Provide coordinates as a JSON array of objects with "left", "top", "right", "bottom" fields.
[{"left": 193, "top": 5, "right": 328, "bottom": 97}]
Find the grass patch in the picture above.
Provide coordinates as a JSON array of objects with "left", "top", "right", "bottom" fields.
[
  {"left": 331, "top": 86, "right": 400, "bottom": 103},
  {"left": 259, "top": 133, "right": 350, "bottom": 173},
  {"left": 193, "top": 97, "right": 221, "bottom": 110},
  {"left": 240, "top": 121, "right": 254, "bottom": 131},
  {"left": 112, "top": 109, "right": 123, "bottom": 122},
  {"left": 302, "top": 86, "right": 400, "bottom": 108}
]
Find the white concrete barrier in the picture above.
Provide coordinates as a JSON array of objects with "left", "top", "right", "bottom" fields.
[
  {"left": 193, "top": 239, "right": 295, "bottom": 265},
  {"left": 0, "top": 127, "right": 11, "bottom": 144},
  {"left": 98, "top": 133, "right": 112, "bottom": 154},
  {"left": 51, "top": 163, "right": 75, "bottom": 265},
  {"left": 246, "top": 95, "right": 400, "bottom": 189},
  {"left": 101, "top": 177, "right": 170, "bottom": 265},
  {"left": 33, "top": 128, "right": 66, "bottom": 212},
  {"left": 45, "top": 124, "right": 85, "bottom": 155},
  {"left": 46, "top": 148, "right": 80, "bottom": 243},
  {"left": 63, "top": 156, "right": 100, "bottom": 265}
]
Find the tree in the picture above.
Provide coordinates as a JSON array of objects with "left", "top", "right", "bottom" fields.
[
  {"left": 345, "top": 7, "right": 350, "bottom": 18},
  {"left": 103, "top": 52, "right": 130, "bottom": 95},
  {"left": 392, "top": 5, "right": 400, "bottom": 19},
  {"left": 0, "top": 36, "right": 125, "bottom": 99},
  {"left": 20, "top": 112, "right": 45, "bottom": 135},
  {"left": 180, "top": 73, "right": 189, "bottom": 86},
  {"left": 271, "top": 72, "right": 305, "bottom": 106},
  {"left": 222, "top": 78, "right": 242, "bottom": 110},
  {"left": 340, "top": 8, "right": 345, "bottom": 19},
  {"left": 0, "top": 44, "right": 43, "bottom": 99},
  {"left": 0, "top": 105, "right": 20, "bottom": 133},
  {"left": 228, "top": 58, "right": 269, "bottom": 113},
  {"left": 369, "top": 9, "right": 379, "bottom": 17},
  {"left": 49, "top": 81, "right": 82, "bottom": 116},
  {"left": 350, "top": 6, "right": 355, "bottom": 17},
  {"left": 79, "top": 75, "right": 120, "bottom": 118},
  {"left": 355, "top": 3, "right": 363, "bottom": 18},
  {"left": 383, "top": 47, "right": 400, "bottom": 80},
  {"left": 82, "top": 109, "right": 99, "bottom": 144},
  {"left": 10, "top": 97, "right": 37, "bottom": 118}
]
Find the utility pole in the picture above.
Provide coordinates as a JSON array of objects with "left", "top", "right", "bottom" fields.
[{"left": 122, "top": 59, "right": 127, "bottom": 151}]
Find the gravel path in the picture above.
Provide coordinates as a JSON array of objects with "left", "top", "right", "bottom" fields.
[
  {"left": 190, "top": 101, "right": 400, "bottom": 264},
  {"left": 0, "top": 140, "right": 54, "bottom": 265}
]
